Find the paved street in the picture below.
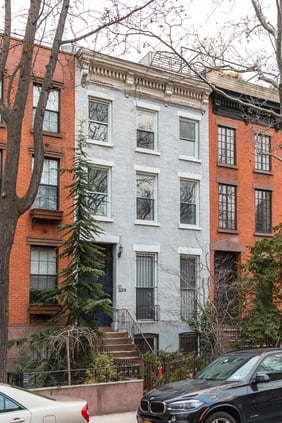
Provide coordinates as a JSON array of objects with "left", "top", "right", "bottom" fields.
[{"left": 90, "top": 411, "right": 137, "bottom": 422}]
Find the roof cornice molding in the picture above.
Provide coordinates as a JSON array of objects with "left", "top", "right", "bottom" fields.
[{"left": 76, "top": 49, "right": 211, "bottom": 112}]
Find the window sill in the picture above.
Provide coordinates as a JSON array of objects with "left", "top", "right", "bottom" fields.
[
  {"left": 30, "top": 208, "right": 63, "bottom": 223},
  {"left": 253, "top": 169, "right": 273, "bottom": 176},
  {"left": 178, "top": 224, "right": 202, "bottom": 231},
  {"left": 93, "top": 215, "right": 113, "bottom": 222},
  {"left": 30, "top": 129, "right": 63, "bottom": 139},
  {"left": 254, "top": 231, "right": 273, "bottom": 238},
  {"left": 87, "top": 139, "right": 114, "bottom": 147},
  {"left": 217, "top": 162, "right": 238, "bottom": 170},
  {"left": 28, "top": 304, "right": 61, "bottom": 315},
  {"left": 179, "top": 155, "right": 201, "bottom": 164},
  {"left": 218, "top": 228, "right": 239, "bottom": 234},
  {"left": 135, "top": 148, "right": 160, "bottom": 156},
  {"left": 135, "top": 220, "right": 160, "bottom": 227}
]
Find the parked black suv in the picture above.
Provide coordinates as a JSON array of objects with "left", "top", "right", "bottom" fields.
[{"left": 137, "top": 348, "right": 282, "bottom": 423}]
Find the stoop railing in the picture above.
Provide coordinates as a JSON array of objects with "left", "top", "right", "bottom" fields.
[{"left": 114, "top": 308, "right": 155, "bottom": 355}]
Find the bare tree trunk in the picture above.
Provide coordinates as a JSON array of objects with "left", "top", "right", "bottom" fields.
[{"left": 0, "top": 210, "right": 17, "bottom": 382}]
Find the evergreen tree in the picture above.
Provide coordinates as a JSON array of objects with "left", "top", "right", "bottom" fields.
[{"left": 40, "top": 131, "right": 113, "bottom": 327}]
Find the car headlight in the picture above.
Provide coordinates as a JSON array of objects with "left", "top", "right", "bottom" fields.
[{"left": 167, "top": 399, "right": 203, "bottom": 411}]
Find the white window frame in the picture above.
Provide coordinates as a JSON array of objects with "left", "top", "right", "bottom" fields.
[
  {"left": 180, "top": 254, "right": 199, "bottom": 320},
  {"left": 33, "top": 84, "right": 60, "bottom": 133},
  {"left": 135, "top": 170, "right": 158, "bottom": 225},
  {"left": 136, "top": 107, "right": 158, "bottom": 153},
  {"left": 88, "top": 97, "right": 112, "bottom": 145},
  {"left": 178, "top": 111, "right": 201, "bottom": 161},
  {"left": 32, "top": 158, "right": 59, "bottom": 210},
  {"left": 179, "top": 174, "right": 200, "bottom": 229},
  {"left": 135, "top": 250, "right": 158, "bottom": 321},
  {"left": 88, "top": 165, "right": 112, "bottom": 220}
]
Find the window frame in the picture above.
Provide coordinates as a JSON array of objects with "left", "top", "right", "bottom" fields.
[
  {"left": 218, "top": 183, "right": 237, "bottom": 230},
  {"left": 32, "top": 158, "right": 59, "bottom": 210},
  {"left": 88, "top": 165, "right": 111, "bottom": 219},
  {"left": 136, "top": 172, "right": 158, "bottom": 223},
  {"left": 88, "top": 98, "right": 111, "bottom": 145},
  {"left": 33, "top": 84, "right": 60, "bottom": 133},
  {"left": 135, "top": 252, "right": 158, "bottom": 321},
  {"left": 136, "top": 107, "right": 158, "bottom": 152},
  {"left": 255, "top": 189, "right": 272, "bottom": 233},
  {"left": 179, "top": 117, "right": 199, "bottom": 159},
  {"left": 254, "top": 133, "right": 271, "bottom": 172},
  {"left": 30, "top": 246, "right": 58, "bottom": 304},
  {"left": 218, "top": 125, "right": 236, "bottom": 165},
  {"left": 180, "top": 255, "right": 198, "bottom": 321},
  {"left": 179, "top": 179, "right": 199, "bottom": 227}
]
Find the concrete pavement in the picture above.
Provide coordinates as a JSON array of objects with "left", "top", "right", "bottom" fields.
[{"left": 90, "top": 411, "right": 137, "bottom": 422}]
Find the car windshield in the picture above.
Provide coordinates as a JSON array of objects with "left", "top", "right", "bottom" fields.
[{"left": 195, "top": 354, "right": 260, "bottom": 381}]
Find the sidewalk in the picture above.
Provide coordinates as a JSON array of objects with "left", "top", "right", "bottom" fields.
[{"left": 90, "top": 411, "right": 137, "bottom": 422}]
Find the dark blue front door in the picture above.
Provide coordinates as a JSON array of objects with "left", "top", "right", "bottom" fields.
[{"left": 97, "top": 244, "right": 113, "bottom": 326}]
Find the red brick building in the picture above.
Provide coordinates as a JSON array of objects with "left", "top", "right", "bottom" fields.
[
  {"left": 0, "top": 41, "right": 75, "bottom": 370},
  {"left": 208, "top": 71, "right": 282, "bottom": 321}
]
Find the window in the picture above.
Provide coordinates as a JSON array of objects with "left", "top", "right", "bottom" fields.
[
  {"left": 0, "top": 394, "right": 22, "bottom": 412},
  {"left": 0, "top": 78, "right": 2, "bottom": 123},
  {"left": 179, "top": 118, "right": 198, "bottom": 157},
  {"left": 136, "top": 173, "right": 157, "bottom": 221},
  {"left": 255, "top": 189, "right": 271, "bottom": 233},
  {"left": 257, "top": 353, "right": 282, "bottom": 381},
  {"left": 179, "top": 332, "right": 198, "bottom": 354},
  {"left": 180, "top": 255, "right": 197, "bottom": 320},
  {"left": 218, "top": 126, "right": 236, "bottom": 165},
  {"left": 218, "top": 184, "right": 236, "bottom": 230},
  {"left": 88, "top": 166, "right": 110, "bottom": 217},
  {"left": 88, "top": 99, "right": 110, "bottom": 143},
  {"left": 136, "top": 253, "right": 159, "bottom": 320},
  {"left": 33, "top": 158, "right": 59, "bottom": 210},
  {"left": 0, "top": 150, "right": 2, "bottom": 190},
  {"left": 137, "top": 108, "right": 157, "bottom": 150},
  {"left": 255, "top": 133, "right": 271, "bottom": 171},
  {"left": 180, "top": 180, "right": 198, "bottom": 225},
  {"left": 33, "top": 85, "right": 60, "bottom": 133},
  {"left": 30, "top": 246, "right": 57, "bottom": 304}
]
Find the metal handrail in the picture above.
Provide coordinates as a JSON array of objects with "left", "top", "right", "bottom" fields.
[{"left": 114, "top": 308, "right": 155, "bottom": 355}]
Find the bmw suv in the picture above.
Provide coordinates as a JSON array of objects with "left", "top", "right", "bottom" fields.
[{"left": 137, "top": 348, "right": 282, "bottom": 423}]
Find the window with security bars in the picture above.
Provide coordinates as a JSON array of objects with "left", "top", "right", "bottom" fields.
[
  {"left": 88, "top": 166, "right": 110, "bottom": 217},
  {"left": 136, "top": 253, "right": 157, "bottom": 320},
  {"left": 30, "top": 246, "right": 57, "bottom": 304},
  {"left": 180, "top": 255, "right": 197, "bottom": 320},
  {"left": 33, "top": 158, "right": 59, "bottom": 210},
  {"left": 33, "top": 85, "right": 60, "bottom": 133},
  {"left": 179, "top": 332, "right": 198, "bottom": 354},
  {"left": 218, "top": 126, "right": 236, "bottom": 165},
  {"left": 218, "top": 184, "right": 236, "bottom": 230},
  {"left": 180, "top": 118, "right": 198, "bottom": 157},
  {"left": 255, "top": 189, "right": 271, "bottom": 233},
  {"left": 136, "top": 173, "right": 156, "bottom": 221},
  {"left": 255, "top": 133, "right": 271, "bottom": 171},
  {"left": 137, "top": 109, "right": 157, "bottom": 150},
  {"left": 180, "top": 180, "right": 197, "bottom": 225},
  {"left": 88, "top": 99, "right": 110, "bottom": 143}
]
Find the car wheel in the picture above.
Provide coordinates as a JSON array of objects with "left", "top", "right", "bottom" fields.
[{"left": 205, "top": 411, "right": 237, "bottom": 423}]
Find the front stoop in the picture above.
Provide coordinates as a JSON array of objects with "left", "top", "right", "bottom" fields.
[{"left": 100, "top": 328, "right": 142, "bottom": 364}]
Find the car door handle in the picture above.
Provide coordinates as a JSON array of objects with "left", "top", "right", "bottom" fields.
[{"left": 9, "top": 418, "right": 26, "bottom": 423}]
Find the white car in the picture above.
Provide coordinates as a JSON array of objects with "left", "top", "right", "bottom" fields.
[{"left": 0, "top": 383, "right": 89, "bottom": 422}]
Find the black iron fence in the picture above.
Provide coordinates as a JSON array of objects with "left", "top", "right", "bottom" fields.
[{"left": 8, "top": 363, "right": 142, "bottom": 389}]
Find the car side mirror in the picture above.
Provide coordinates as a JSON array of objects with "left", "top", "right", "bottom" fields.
[{"left": 254, "top": 373, "right": 270, "bottom": 383}]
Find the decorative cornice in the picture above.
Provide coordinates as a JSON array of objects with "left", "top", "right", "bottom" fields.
[{"left": 76, "top": 49, "right": 211, "bottom": 112}]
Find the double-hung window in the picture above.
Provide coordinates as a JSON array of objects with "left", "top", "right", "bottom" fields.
[
  {"left": 180, "top": 179, "right": 198, "bottom": 225},
  {"left": 136, "top": 252, "right": 157, "bottom": 320},
  {"left": 180, "top": 255, "right": 198, "bottom": 320},
  {"left": 33, "top": 85, "right": 60, "bottom": 133},
  {"left": 255, "top": 189, "right": 271, "bottom": 233},
  {"left": 255, "top": 133, "right": 271, "bottom": 171},
  {"left": 179, "top": 118, "right": 198, "bottom": 158},
  {"left": 218, "top": 184, "right": 236, "bottom": 230},
  {"left": 136, "top": 173, "right": 157, "bottom": 221},
  {"left": 33, "top": 158, "right": 59, "bottom": 210},
  {"left": 88, "top": 166, "right": 110, "bottom": 218},
  {"left": 218, "top": 126, "right": 236, "bottom": 165},
  {"left": 88, "top": 99, "right": 110, "bottom": 143},
  {"left": 137, "top": 108, "right": 157, "bottom": 151},
  {"left": 30, "top": 246, "right": 57, "bottom": 304}
]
